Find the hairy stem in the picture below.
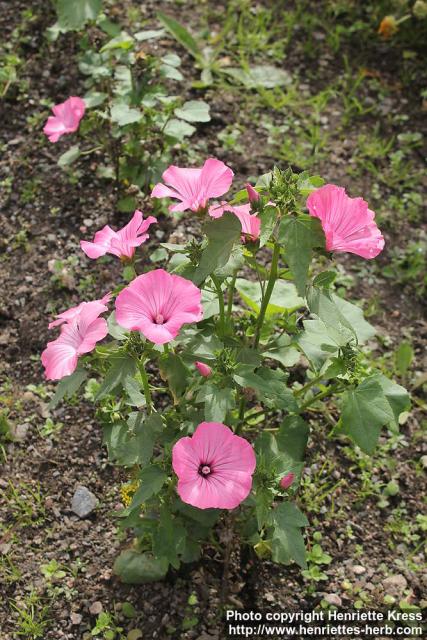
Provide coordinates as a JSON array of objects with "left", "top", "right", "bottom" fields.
[
  {"left": 138, "top": 357, "right": 153, "bottom": 414},
  {"left": 226, "top": 270, "right": 238, "bottom": 323},
  {"left": 212, "top": 274, "right": 226, "bottom": 334},
  {"left": 299, "top": 383, "right": 342, "bottom": 411},
  {"left": 253, "top": 242, "right": 280, "bottom": 348}
]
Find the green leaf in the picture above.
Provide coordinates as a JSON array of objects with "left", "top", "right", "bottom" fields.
[
  {"left": 103, "top": 413, "right": 162, "bottom": 467},
  {"left": 277, "top": 416, "right": 309, "bottom": 461},
  {"left": 95, "top": 354, "right": 136, "bottom": 401},
  {"left": 312, "top": 271, "right": 336, "bottom": 289},
  {"left": 200, "top": 386, "right": 234, "bottom": 422},
  {"left": 193, "top": 212, "right": 242, "bottom": 285},
  {"left": 58, "top": 145, "right": 80, "bottom": 168},
  {"left": 83, "top": 91, "right": 107, "bottom": 108},
  {"left": 332, "top": 295, "right": 376, "bottom": 344},
  {"left": 56, "top": 0, "right": 102, "bottom": 31},
  {"left": 236, "top": 278, "right": 304, "bottom": 315},
  {"left": 279, "top": 214, "right": 325, "bottom": 296},
  {"left": 124, "top": 376, "right": 146, "bottom": 407},
  {"left": 134, "top": 29, "right": 165, "bottom": 41},
  {"left": 163, "top": 118, "right": 195, "bottom": 141},
  {"left": 258, "top": 205, "right": 278, "bottom": 247},
  {"left": 263, "top": 335, "right": 300, "bottom": 367},
  {"left": 157, "top": 12, "right": 201, "bottom": 61},
  {"left": 222, "top": 64, "right": 292, "bottom": 88},
  {"left": 306, "top": 286, "right": 357, "bottom": 342},
  {"left": 49, "top": 367, "right": 87, "bottom": 409},
  {"left": 159, "top": 354, "right": 189, "bottom": 402},
  {"left": 100, "top": 31, "right": 134, "bottom": 52},
  {"left": 130, "top": 465, "right": 167, "bottom": 507},
  {"left": 272, "top": 502, "right": 308, "bottom": 568},
  {"left": 107, "top": 312, "right": 128, "bottom": 340},
  {"left": 297, "top": 318, "right": 347, "bottom": 370},
  {"left": 160, "top": 63, "right": 183, "bottom": 81},
  {"left": 370, "top": 373, "right": 410, "bottom": 427},
  {"left": 234, "top": 365, "right": 298, "bottom": 412},
  {"left": 297, "top": 174, "right": 325, "bottom": 197},
  {"left": 114, "top": 550, "right": 168, "bottom": 584},
  {"left": 340, "top": 377, "right": 395, "bottom": 454},
  {"left": 110, "top": 103, "right": 142, "bottom": 126},
  {"left": 174, "top": 100, "right": 210, "bottom": 123},
  {"left": 153, "top": 509, "right": 186, "bottom": 569},
  {"left": 254, "top": 487, "right": 273, "bottom": 529},
  {"left": 117, "top": 196, "right": 137, "bottom": 213},
  {"left": 394, "top": 342, "right": 414, "bottom": 377}
]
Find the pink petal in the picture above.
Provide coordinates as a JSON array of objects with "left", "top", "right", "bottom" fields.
[
  {"left": 307, "top": 184, "right": 384, "bottom": 259},
  {"left": 172, "top": 422, "right": 256, "bottom": 510},
  {"left": 161, "top": 166, "right": 202, "bottom": 201},
  {"left": 43, "top": 97, "right": 85, "bottom": 143},
  {"left": 200, "top": 158, "right": 234, "bottom": 199},
  {"left": 41, "top": 340, "right": 78, "bottom": 380},
  {"left": 115, "top": 269, "right": 203, "bottom": 344},
  {"left": 80, "top": 225, "right": 117, "bottom": 259}
]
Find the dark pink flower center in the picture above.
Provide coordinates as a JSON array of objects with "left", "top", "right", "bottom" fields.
[
  {"left": 199, "top": 463, "right": 212, "bottom": 477},
  {"left": 154, "top": 313, "right": 165, "bottom": 324}
]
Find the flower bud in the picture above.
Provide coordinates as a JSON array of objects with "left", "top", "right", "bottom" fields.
[
  {"left": 195, "top": 361, "right": 212, "bottom": 377},
  {"left": 280, "top": 472, "right": 295, "bottom": 490},
  {"left": 246, "top": 183, "right": 260, "bottom": 203}
]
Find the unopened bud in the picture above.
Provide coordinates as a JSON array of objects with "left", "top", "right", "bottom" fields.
[
  {"left": 195, "top": 361, "right": 212, "bottom": 377},
  {"left": 246, "top": 183, "right": 260, "bottom": 203},
  {"left": 280, "top": 472, "right": 295, "bottom": 490}
]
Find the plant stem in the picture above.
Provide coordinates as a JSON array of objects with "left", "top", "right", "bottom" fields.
[
  {"left": 163, "top": 344, "right": 169, "bottom": 355},
  {"left": 294, "top": 374, "right": 325, "bottom": 397},
  {"left": 253, "top": 242, "right": 280, "bottom": 348},
  {"left": 235, "top": 395, "right": 246, "bottom": 435},
  {"left": 138, "top": 357, "right": 152, "bottom": 414},
  {"left": 299, "top": 384, "right": 341, "bottom": 411},
  {"left": 226, "top": 270, "right": 238, "bottom": 322},
  {"left": 211, "top": 274, "right": 225, "bottom": 334}
]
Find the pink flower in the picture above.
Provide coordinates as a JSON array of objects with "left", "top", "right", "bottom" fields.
[
  {"left": 209, "top": 202, "right": 261, "bottom": 242},
  {"left": 80, "top": 210, "right": 156, "bottom": 261},
  {"left": 246, "top": 183, "right": 260, "bottom": 203},
  {"left": 48, "top": 294, "right": 111, "bottom": 329},
  {"left": 151, "top": 158, "right": 234, "bottom": 213},
  {"left": 43, "top": 96, "right": 86, "bottom": 143},
  {"left": 42, "top": 301, "right": 109, "bottom": 380},
  {"left": 172, "top": 422, "right": 256, "bottom": 509},
  {"left": 195, "top": 361, "right": 212, "bottom": 377},
  {"left": 115, "top": 269, "right": 203, "bottom": 345},
  {"left": 279, "top": 472, "right": 295, "bottom": 490},
  {"left": 306, "top": 184, "right": 385, "bottom": 259}
]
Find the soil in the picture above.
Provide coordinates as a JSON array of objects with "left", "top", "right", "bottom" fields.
[{"left": 0, "top": 1, "right": 426, "bottom": 639}]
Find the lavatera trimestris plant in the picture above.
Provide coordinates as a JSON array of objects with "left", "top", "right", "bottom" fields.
[{"left": 42, "top": 159, "right": 409, "bottom": 584}]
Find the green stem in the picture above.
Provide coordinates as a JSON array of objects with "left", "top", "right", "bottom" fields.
[
  {"left": 163, "top": 344, "right": 169, "bottom": 355},
  {"left": 294, "top": 374, "right": 325, "bottom": 397},
  {"left": 253, "top": 242, "right": 280, "bottom": 348},
  {"left": 299, "top": 384, "right": 341, "bottom": 411},
  {"left": 212, "top": 275, "right": 225, "bottom": 334},
  {"left": 235, "top": 395, "right": 246, "bottom": 435},
  {"left": 137, "top": 357, "right": 153, "bottom": 414},
  {"left": 226, "top": 270, "right": 238, "bottom": 322}
]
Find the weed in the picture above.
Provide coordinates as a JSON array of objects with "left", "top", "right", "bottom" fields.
[
  {"left": 4, "top": 480, "right": 46, "bottom": 527},
  {"left": 10, "top": 590, "right": 51, "bottom": 639}
]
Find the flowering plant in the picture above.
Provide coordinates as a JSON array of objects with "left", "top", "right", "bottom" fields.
[{"left": 44, "top": 158, "right": 409, "bottom": 584}]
